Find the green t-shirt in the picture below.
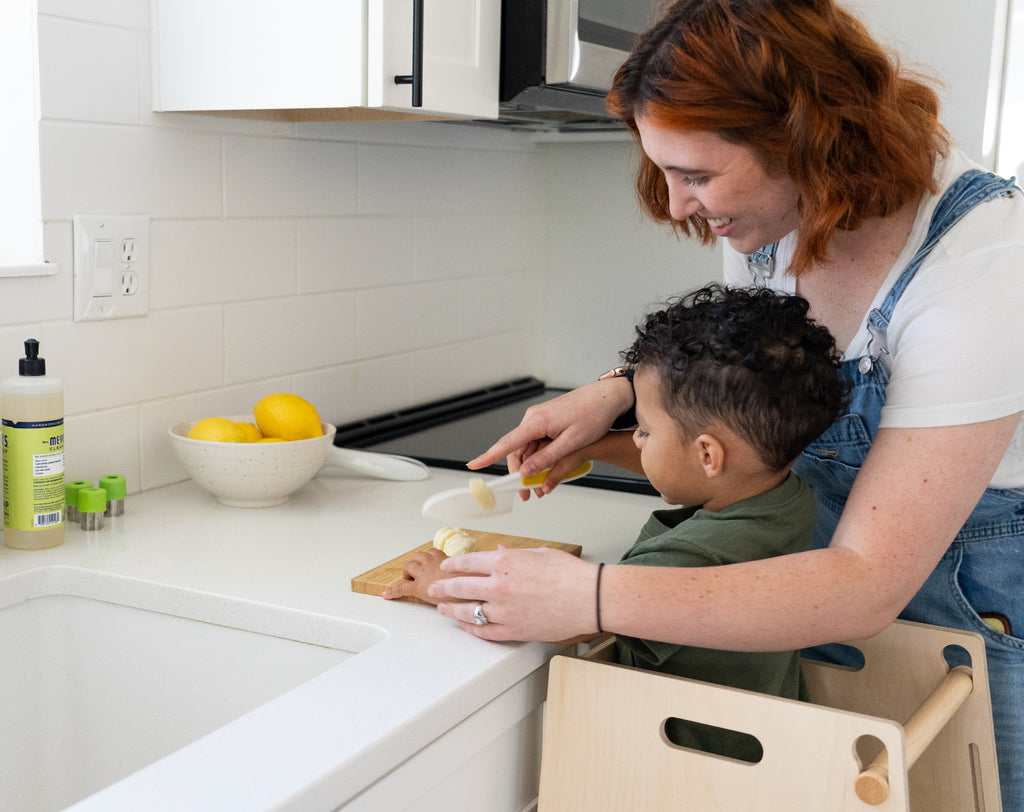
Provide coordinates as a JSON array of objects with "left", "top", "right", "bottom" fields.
[{"left": 613, "top": 472, "right": 817, "bottom": 762}]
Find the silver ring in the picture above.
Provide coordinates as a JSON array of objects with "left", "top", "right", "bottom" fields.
[{"left": 471, "top": 603, "right": 489, "bottom": 625}]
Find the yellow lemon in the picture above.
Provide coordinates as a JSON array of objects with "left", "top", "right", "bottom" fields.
[
  {"left": 187, "top": 417, "right": 247, "bottom": 443},
  {"left": 235, "top": 422, "right": 264, "bottom": 442},
  {"left": 253, "top": 393, "right": 323, "bottom": 441},
  {"left": 256, "top": 437, "right": 286, "bottom": 443}
]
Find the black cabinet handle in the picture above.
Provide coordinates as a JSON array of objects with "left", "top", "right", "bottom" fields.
[{"left": 393, "top": 0, "right": 424, "bottom": 107}]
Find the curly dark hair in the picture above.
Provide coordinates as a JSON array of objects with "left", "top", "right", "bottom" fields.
[{"left": 622, "top": 284, "right": 847, "bottom": 471}]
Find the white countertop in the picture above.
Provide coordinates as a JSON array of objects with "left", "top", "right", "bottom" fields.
[{"left": 0, "top": 467, "right": 658, "bottom": 810}]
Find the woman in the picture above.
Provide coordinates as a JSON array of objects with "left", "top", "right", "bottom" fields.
[{"left": 429, "top": 0, "right": 1024, "bottom": 804}]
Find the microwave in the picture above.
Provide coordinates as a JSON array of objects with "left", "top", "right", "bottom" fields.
[{"left": 493, "top": 0, "right": 667, "bottom": 132}]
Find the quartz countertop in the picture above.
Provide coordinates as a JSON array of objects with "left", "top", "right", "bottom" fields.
[{"left": 0, "top": 466, "right": 658, "bottom": 810}]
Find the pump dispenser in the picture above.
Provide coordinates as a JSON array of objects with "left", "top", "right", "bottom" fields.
[{"left": 2, "top": 339, "right": 65, "bottom": 549}]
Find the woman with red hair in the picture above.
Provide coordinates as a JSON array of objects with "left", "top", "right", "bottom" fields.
[{"left": 430, "top": 1, "right": 1024, "bottom": 803}]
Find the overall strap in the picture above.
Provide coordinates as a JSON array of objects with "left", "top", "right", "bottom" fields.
[{"left": 859, "top": 169, "right": 1019, "bottom": 372}]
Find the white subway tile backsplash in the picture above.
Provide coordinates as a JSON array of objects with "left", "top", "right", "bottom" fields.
[
  {"left": 357, "top": 281, "right": 460, "bottom": 359},
  {"left": 408, "top": 333, "right": 537, "bottom": 407},
  {"left": 223, "top": 136, "right": 358, "bottom": 218},
  {"left": 298, "top": 355, "right": 414, "bottom": 425},
  {"left": 150, "top": 219, "right": 297, "bottom": 309},
  {"left": 40, "top": 122, "right": 223, "bottom": 219},
  {"left": 457, "top": 147, "right": 547, "bottom": 213},
  {"left": 457, "top": 271, "right": 540, "bottom": 341},
  {"left": 297, "top": 120, "right": 529, "bottom": 151},
  {"left": 64, "top": 407, "right": 141, "bottom": 493},
  {"left": 414, "top": 211, "right": 545, "bottom": 281},
  {"left": 223, "top": 292, "right": 358, "bottom": 385},
  {"left": 357, "top": 143, "right": 471, "bottom": 215},
  {"left": 297, "top": 217, "right": 416, "bottom": 293},
  {"left": 43, "top": 307, "right": 224, "bottom": 414},
  {"left": 38, "top": 17, "right": 140, "bottom": 124}
]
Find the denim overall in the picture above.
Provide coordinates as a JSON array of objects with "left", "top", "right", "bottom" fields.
[{"left": 750, "top": 169, "right": 1023, "bottom": 809}]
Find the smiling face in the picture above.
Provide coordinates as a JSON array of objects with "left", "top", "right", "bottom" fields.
[{"left": 636, "top": 118, "right": 802, "bottom": 255}]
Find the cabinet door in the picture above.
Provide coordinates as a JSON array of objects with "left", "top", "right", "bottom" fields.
[
  {"left": 368, "top": 0, "right": 499, "bottom": 119},
  {"left": 153, "top": 0, "right": 368, "bottom": 111}
]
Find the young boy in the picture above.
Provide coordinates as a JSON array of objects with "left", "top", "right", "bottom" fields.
[{"left": 385, "top": 284, "right": 846, "bottom": 759}]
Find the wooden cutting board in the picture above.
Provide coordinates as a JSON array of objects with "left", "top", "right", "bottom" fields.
[{"left": 351, "top": 530, "right": 582, "bottom": 604}]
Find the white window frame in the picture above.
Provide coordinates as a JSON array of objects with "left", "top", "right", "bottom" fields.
[
  {"left": 997, "top": 0, "right": 1024, "bottom": 178},
  {"left": 0, "top": 0, "right": 55, "bottom": 277}
]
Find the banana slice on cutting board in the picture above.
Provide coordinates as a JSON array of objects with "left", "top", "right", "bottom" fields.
[{"left": 432, "top": 527, "right": 477, "bottom": 557}]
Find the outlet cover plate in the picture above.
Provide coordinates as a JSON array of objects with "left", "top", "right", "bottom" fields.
[{"left": 73, "top": 215, "right": 150, "bottom": 321}]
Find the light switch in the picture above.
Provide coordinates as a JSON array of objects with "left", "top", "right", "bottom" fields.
[
  {"left": 73, "top": 215, "right": 150, "bottom": 321},
  {"left": 92, "top": 240, "right": 114, "bottom": 296}
]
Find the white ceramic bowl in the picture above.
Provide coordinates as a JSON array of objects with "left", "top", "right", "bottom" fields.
[{"left": 169, "top": 416, "right": 336, "bottom": 508}]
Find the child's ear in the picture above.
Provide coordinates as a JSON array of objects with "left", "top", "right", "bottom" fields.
[{"left": 694, "top": 434, "right": 725, "bottom": 477}]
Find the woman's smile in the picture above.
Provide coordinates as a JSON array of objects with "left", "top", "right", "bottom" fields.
[{"left": 636, "top": 118, "right": 801, "bottom": 253}]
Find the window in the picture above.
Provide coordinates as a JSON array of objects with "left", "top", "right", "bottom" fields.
[
  {"left": 0, "top": 0, "right": 53, "bottom": 277},
  {"left": 997, "top": 0, "right": 1024, "bottom": 178}
]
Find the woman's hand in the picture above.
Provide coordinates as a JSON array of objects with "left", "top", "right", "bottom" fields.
[
  {"left": 467, "top": 377, "right": 635, "bottom": 491},
  {"left": 430, "top": 547, "right": 601, "bottom": 641}
]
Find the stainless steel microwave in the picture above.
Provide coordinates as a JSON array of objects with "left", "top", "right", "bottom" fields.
[{"left": 494, "top": 0, "right": 667, "bottom": 132}]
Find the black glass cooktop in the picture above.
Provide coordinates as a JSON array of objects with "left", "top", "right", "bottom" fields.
[{"left": 333, "top": 376, "right": 656, "bottom": 495}]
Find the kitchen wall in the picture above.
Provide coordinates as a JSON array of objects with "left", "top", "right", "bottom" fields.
[{"left": 0, "top": 0, "right": 710, "bottom": 497}]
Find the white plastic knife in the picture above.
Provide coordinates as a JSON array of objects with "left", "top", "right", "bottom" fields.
[{"left": 420, "top": 461, "right": 593, "bottom": 522}]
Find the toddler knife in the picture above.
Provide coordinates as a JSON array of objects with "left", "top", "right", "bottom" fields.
[{"left": 420, "top": 461, "right": 593, "bottom": 522}]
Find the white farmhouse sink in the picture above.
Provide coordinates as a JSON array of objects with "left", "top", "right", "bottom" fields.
[{"left": 0, "top": 567, "right": 386, "bottom": 812}]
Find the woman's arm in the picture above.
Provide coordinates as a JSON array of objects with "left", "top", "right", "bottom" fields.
[{"left": 433, "top": 414, "right": 1021, "bottom": 646}]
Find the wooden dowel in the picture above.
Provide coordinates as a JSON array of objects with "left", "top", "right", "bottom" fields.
[{"left": 854, "top": 665, "right": 974, "bottom": 805}]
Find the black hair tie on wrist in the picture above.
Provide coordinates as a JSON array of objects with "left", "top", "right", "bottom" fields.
[{"left": 596, "top": 562, "right": 605, "bottom": 633}]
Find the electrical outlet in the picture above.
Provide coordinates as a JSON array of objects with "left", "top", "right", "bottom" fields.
[{"left": 73, "top": 215, "right": 150, "bottom": 321}]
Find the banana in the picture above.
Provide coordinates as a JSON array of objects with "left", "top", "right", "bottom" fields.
[
  {"left": 469, "top": 477, "right": 497, "bottom": 509},
  {"left": 432, "top": 527, "right": 477, "bottom": 556}
]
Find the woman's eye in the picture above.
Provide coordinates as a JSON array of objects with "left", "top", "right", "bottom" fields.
[{"left": 683, "top": 175, "right": 709, "bottom": 187}]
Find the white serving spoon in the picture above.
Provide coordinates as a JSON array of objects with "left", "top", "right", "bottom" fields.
[{"left": 421, "top": 461, "right": 592, "bottom": 521}]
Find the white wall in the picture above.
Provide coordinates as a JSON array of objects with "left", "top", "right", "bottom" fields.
[{"left": 0, "top": 0, "right": 714, "bottom": 496}]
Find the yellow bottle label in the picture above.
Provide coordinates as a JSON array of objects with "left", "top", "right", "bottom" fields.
[{"left": 2, "top": 418, "right": 65, "bottom": 532}]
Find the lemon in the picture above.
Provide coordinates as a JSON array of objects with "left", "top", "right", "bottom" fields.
[
  {"left": 187, "top": 417, "right": 248, "bottom": 443},
  {"left": 256, "top": 437, "right": 286, "bottom": 443},
  {"left": 235, "top": 422, "right": 264, "bottom": 442},
  {"left": 253, "top": 393, "right": 323, "bottom": 441}
]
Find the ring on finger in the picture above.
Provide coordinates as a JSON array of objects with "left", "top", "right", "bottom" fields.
[{"left": 472, "top": 603, "right": 489, "bottom": 625}]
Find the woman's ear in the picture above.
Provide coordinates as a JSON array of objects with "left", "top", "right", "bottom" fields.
[{"left": 694, "top": 433, "right": 725, "bottom": 477}]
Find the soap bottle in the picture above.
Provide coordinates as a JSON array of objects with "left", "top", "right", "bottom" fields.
[{"left": 2, "top": 339, "right": 65, "bottom": 549}]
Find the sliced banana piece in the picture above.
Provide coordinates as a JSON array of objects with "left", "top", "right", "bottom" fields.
[
  {"left": 469, "top": 477, "right": 497, "bottom": 509},
  {"left": 432, "top": 527, "right": 477, "bottom": 556}
]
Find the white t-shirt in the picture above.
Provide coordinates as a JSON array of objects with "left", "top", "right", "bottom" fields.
[{"left": 723, "top": 148, "right": 1024, "bottom": 488}]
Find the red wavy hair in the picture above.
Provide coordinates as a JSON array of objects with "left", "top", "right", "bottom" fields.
[{"left": 606, "top": 0, "right": 949, "bottom": 274}]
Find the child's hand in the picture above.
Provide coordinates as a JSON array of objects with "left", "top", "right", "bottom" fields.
[{"left": 382, "top": 548, "right": 448, "bottom": 605}]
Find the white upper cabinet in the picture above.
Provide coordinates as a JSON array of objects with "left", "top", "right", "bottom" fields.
[{"left": 152, "top": 0, "right": 499, "bottom": 120}]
